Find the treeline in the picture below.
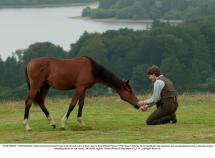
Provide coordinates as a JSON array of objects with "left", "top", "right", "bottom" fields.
[
  {"left": 0, "top": 0, "right": 95, "bottom": 7},
  {"left": 1, "top": 16, "right": 215, "bottom": 100},
  {"left": 82, "top": 0, "right": 215, "bottom": 19}
]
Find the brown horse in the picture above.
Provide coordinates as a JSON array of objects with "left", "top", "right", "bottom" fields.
[{"left": 23, "top": 56, "right": 142, "bottom": 131}]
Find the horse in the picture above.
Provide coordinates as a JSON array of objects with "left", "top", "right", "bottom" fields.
[{"left": 23, "top": 56, "right": 142, "bottom": 131}]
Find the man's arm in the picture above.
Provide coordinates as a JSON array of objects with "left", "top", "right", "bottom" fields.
[{"left": 144, "top": 80, "right": 165, "bottom": 107}]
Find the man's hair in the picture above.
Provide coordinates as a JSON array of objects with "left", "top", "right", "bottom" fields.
[{"left": 147, "top": 65, "right": 160, "bottom": 77}]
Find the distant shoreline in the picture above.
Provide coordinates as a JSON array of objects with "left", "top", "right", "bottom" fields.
[
  {"left": 0, "top": 2, "right": 95, "bottom": 9},
  {"left": 70, "top": 16, "right": 184, "bottom": 24}
]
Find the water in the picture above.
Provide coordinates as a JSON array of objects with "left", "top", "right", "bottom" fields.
[{"left": 0, "top": 3, "right": 147, "bottom": 60}]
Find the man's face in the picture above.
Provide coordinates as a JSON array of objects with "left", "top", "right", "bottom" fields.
[{"left": 148, "top": 74, "right": 157, "bottom": 82}]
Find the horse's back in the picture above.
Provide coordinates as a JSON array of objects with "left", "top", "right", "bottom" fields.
[
  {"left": 27, "top": 56, "right": 91, "bottom": 73},
  {"left": 26, "top": 56, "right": 94, "bottom": 90}
]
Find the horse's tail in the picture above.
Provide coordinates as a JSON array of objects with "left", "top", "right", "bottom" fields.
[{"left": 25, "top": 66, "right": 30, "bottom": 90}]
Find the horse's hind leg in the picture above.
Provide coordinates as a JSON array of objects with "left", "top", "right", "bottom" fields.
[
  {"left": 23, "top": 89, "right": 37, "bottom": 131},
  {"left": 36, "top": 83, "right": 56, "bottom": 128},
  {"left": 77, "top": 93, "right": 86, "bottom": 127}
]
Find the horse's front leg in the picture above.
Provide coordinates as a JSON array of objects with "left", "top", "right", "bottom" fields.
[
  {"left": 61, "top": 87, "right": 85, "bottom": 130},
  {"left": 77, "top": 93, "right": 86, "bottom": 127}
]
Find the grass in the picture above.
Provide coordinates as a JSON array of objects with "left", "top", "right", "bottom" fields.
[{"left": 0, "top": 93, "right": 215, "bottom": 143}]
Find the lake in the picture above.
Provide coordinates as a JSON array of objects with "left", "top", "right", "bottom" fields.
[{"left": 0, "top": 3, "right": 148, "bottom": 60}]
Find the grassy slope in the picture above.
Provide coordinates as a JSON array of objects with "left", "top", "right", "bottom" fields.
[{"left": 0, "top": 93, "right": 215, "bottom": 143}]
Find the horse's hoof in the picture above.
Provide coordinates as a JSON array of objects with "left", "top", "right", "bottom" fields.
[
  {"left": 60, "top": 127, "right": 66, "bottom": 130},
  {"left": 51, "top": 125, "right": 56, "bottom": 129},
  {"left": 26, "top": 128, "right": 32, "bottom": 132},
  {"left": 80, "top": 123, "right": 85, "bottom": 127}
]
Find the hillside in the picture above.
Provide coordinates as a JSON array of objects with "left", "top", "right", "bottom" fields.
[{"left": 82, "top": 0, "right": 215, "bottom": 20}]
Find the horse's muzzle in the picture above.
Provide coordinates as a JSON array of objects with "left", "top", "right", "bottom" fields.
[
  {"left": 132, "top": 101, "right": 140, "bottom": 109},
  {"left": 133, "top": 105, "right": 140, "bottom": 109}
]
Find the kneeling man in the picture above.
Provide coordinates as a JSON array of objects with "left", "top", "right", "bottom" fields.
[{"left": 139, "top": 65, "right": 178, "bottom": 125}]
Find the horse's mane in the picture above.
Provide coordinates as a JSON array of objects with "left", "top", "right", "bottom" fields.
[{"left": 86, "top": 56, "right": 124, "bottom": 89}]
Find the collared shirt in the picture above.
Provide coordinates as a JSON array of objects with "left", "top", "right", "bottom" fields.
[{"left": 144, "top": 75, "right": 165, "bottom": 107}]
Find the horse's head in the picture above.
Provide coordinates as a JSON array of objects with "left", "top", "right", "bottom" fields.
[{"left": 119, "top": 80, "right": 141, "bottom": 109}]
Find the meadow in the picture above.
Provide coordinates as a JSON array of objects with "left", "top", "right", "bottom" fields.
[{"left": 0, "top": 93, "right": 215, "bottom": 143}]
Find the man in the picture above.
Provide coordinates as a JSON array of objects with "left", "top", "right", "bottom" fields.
[{"left": 139, "top": 65, "right": 178, "bottom": 125}]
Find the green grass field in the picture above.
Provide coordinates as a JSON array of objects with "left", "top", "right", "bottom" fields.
[{"left": 0, "top": 93, "right": 215, "bottom": 143}]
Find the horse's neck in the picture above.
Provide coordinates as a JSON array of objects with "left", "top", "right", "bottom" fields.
[{"left": 97, "top": 79, "right": 122, "bottom": 95}]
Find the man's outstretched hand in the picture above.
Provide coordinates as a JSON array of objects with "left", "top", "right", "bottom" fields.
[
  {"left": 138, "top": 100, "right": 148, "bottom": 112},
  {"left": 139, "top": 105, "right": 148, "bottom": 112}
]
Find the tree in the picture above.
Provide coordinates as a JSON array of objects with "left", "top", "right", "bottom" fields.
[
  {"left": 131, "top": 64, "right": 150, "bottom": 93},
  {"left": 0, "top": 57, "right": 4, "bottom": 86},
  {"left": 205, "top": 75, "right": 215, "bottom": 91},
  {"left": 22, "top": 42, "right": 67, "bottom": 64},
  {"left": 2, "top": 56, "right": 23, "bottom": 88},
  {"left": 82, "top": 7, "right": 92, "bottom": 17},
  {"left": 99, "top": 0, "right": 116, "bottom": 9},
  {"left": 149, "top": 0, "right": 163, "bottom": 19},
  {"left": 84, "top": 0, "right": 215, "bottom": 20},
  {"left": 160, "top": 55, "right": 201, "bottom": 91},
  {"left": 77, "top": 33, "right": 109, "bottom": 66},
  {"left": 192, "top": 35, "right": 214, "bottom": 82}
]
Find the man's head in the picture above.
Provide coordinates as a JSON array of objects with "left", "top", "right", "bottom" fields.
[{"left": 147, "top": 65, "right": 160, "bottom": 82}]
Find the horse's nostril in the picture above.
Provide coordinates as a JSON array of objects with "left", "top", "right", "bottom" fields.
[{"left": 134, "top": 105, "right": 139, "bottom": 109}]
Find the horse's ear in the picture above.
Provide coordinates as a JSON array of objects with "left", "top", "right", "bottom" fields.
[{"left": 125, "top": 80, "right": 130, "bottom": 85}]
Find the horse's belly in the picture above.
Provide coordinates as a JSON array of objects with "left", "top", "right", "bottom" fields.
[
  {"left": 47, "top": 75, "right": 76, "bottom": 90},
  {"left": 49, "top": 82, "right": 75, "bottom": 90}
]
